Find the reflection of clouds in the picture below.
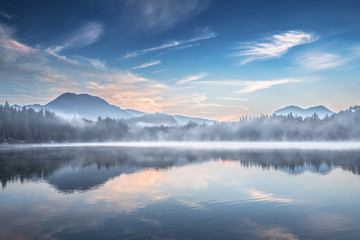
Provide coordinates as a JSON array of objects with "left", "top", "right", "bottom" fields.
[
  {"left": 177, "top": 199, "right": 207, "bottom": 210},
  {"left": 88, "top": 160, "right": 301, "bottom": 213},
  {"left": 102, "top": 169, "right": 163, "bottom": 193},
  {"left": 89, "top": 163, "right": 216, "bottom": 212},
  {"left": 86, "top": 160, "right": 300, "bottom": 214},
  {"left": 91, "top": 169, "right": 165, "bottom": 212},
  {"left": 138, "top": 216, "right": 162, "bottom": 227},
  {"left": 248, "top": 189, "right": 296, "bottom": 204},
  {"left": 244, "top": 220, "right": 299, "bottom": 240}
]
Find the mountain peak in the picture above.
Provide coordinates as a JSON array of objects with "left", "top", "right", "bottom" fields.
[
  {"left": 53, "top": 92, "right": 105, "bottom": 102},
  {"left": 280, "top": 105, "right": 304, "bottom": 111},
  {"left": 43, "top": 92, "right": 134, "bottom": 119}
]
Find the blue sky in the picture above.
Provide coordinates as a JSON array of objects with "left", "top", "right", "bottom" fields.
[{"left": 0, "top": 0, "right": 359, "bottom": 120}]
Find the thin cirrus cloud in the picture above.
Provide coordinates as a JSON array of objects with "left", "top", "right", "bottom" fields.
[
  {"left": 0, "top": 10, "right": 12, "bottom": 20},
  {"left": 299, "top": 52, "right": 349, "bottom": 71},
  {"left": 193, "top": 78, "right": 300, "bottom": 94},
  {"left": 236, "top": 79, "right": 300, "bottom": 93},
  {"left": 125, "top": 26, "right": 217, "bottom": 58},
  {"left": 49, "top": 21, "right": 103, "bottom": 52},
  {"left": 176, "top": 73, "right": 208, "bottom": 85},
  {"left": 235, "top": 30, "right": 318, "bottom": 65},
  {"left": 74, "top": 56, "right": 106, "bottom": 69},
  {"left": 46, "top": 21, "right": 103, "bottom": 64},
  {"left": 131, "top": 60, "right": 161, "bottom": 69},
  {"left": 85, "top": 73, "right": 169, "bottom": 113},
  {"left": 127, "top": 0, "right": 210, "bottom": 32},
  {"left": 152, "top": 69, "right": 167, "bottom": 73},
  {"left": 219, "top": 97, "right": 248, "bottom": 102},
  {"left": 0, "top": 24, "right": 35, "bottom": 57}
]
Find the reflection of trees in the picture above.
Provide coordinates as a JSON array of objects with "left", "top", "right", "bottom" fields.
[{"left": 1, "top": 148, "right": 359, "bottom": 190}]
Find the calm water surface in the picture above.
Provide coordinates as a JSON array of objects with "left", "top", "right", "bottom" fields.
[{"left": 1, "top": 143, "right": 360, "bottom": 239}]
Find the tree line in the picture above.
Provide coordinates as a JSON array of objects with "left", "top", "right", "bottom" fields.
[
  {"left": 0, "top": 102, "right": 128, "bottom": 142},
  {"left": 0, "top": 102, "right": 359, "bottom": 143}
]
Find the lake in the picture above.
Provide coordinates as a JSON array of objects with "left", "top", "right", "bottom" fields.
[{"left": 1, "top": 142, "right": 360, "bottom": 240}]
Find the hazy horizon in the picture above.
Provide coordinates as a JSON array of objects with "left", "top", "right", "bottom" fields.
[{"left": 3, "top": 91, "right": 346, "bottom": 121}]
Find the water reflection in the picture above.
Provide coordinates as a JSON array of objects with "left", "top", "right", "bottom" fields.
[
  {"left": 1, "top": 147, "right": 359, "bottom": 191},
  {"left": 0, "top": 146, "right": 360, "bottom": 239}
]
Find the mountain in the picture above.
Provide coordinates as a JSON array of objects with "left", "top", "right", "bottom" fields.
[
  {"left": 21, "top": 92, "right": 215, "bottom": 125},
  {"left": 274, "top": 105, "right": 334, "bottom": 119},
  {"left": 26, "top": 93, "right": 147, "bottom": 120},
  {"left": 336, "top": 105, "right": 360, "bottom": 118}
]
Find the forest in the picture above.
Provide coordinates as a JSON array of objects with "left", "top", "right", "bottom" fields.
[{"left": 0, "top": 101, "right": 360, "bottom": 143}]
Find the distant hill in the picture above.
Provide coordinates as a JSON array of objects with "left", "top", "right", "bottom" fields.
[
  {"left": 25, "top": 93, "right": 147, "bottom": 120},
  {"left": 274, "top": 105, "right": 334, "bottom": 119},
  {"left": 19, "top": 92, "right": 215, "bottom": 125},
  {"left": 336, "top": 105, "right": 360, "bottom": 118}
]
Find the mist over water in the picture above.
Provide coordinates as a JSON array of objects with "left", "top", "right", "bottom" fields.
[
  {"left": 1, "top": 145, "right": 360, "bottom": 239},
  {"left": 5, "top": 141, "right": 360, "bottom": 150}
]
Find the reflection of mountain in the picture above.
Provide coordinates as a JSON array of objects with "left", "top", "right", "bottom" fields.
[
  {"left": 1, "top": 147, "right": 359, "bottom": 192},
  {"left": 47, "top": 165, "right": 140, "bottom": 193}
]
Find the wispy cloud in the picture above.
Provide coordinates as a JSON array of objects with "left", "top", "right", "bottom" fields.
[
  {"left": 219, "top": 97, "right": 248, "bottom": 101},
  {"left": 0, "top": 24, "right": 35, "bottom": 57},
  {"left": 126, "top": 0, "right": 210, "bottom": 32},
  {"left": 125, "top": 41, "right": 181, "bottom": 59},
  {"left": 36, "top": 71, "right": 79, "bottom": 86},
  {"left": 299, "top": 52, "right": 348, "bottom": 70},
  {"left": 152, "top": 69, "right": 167, "bottom": 73},
  {"left": 125, "top": 26, "right": 217, "bottom": 58},
  {"left": 131, "top": 60, "right": 161, "bottom": 69},
  {"left": 0, "top": 10, "right": 12, "bottom": 20},
  {"left": 49, "top": 22, "right": 103, "bottom": 52},
  {"left": 188, "top": 26, "right": 218, "bottom": 42},
  {"left": 85, "top": 72, "right": 169, "bottom": 113},
  {"left": 46, "top": 22, "right": 103, "bottom": 64},
  {"left": 46, "top": 51, "right": 79, "bottom": 65},
  {"left": 74, "top": 56, "right": 106, "bottom": 68},
  {"left": 235, "top": 30, "right": 318, "bottom": 65},
  {"left": 176, "top": 73, "right": 208, "bottom": 85},
  {"left": 194, "top": 78, "right": 300, "bottom": 93},
  {"left": 237, "top": 79, "right": 300, "bottom": 93},
  {"left": 173, "top": 43, "right": 200, "bottom": 50}
]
